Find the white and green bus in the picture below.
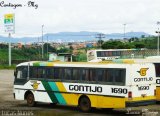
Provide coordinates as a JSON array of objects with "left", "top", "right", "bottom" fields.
[
  {"left": 87, "top": 49, "right": 145, "bottom": 62},
  {"left": 13, "top": 61, "right": 156, "bottom": 112}
]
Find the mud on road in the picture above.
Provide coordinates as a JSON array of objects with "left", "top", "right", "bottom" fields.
[{"left": 0, "top": 70, "right": 160, "bottom": 116}]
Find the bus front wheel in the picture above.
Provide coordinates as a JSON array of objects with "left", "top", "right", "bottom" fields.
[
  {"left": 26, "top": 93, "right": 36, "bottom": 107},
  {"left": 79, "top": 96, "right": 91, "bottom": 112}
]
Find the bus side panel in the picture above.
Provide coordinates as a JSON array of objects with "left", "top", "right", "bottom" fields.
[
  {"left": 34, "top": 91, "right": 52, "bottom": 103},
  {"left": 97, "top": 96, "right": 125, "bottom": 108},
  {"left": 55, "top": 82, "right": 126, "bottom": 108},
  {"left": 14, "top": 89, "right": 26, "bottom": 100},
  {"left": 14, "top": 81, "right": 53, "bottom": 103},
  {"left": 56, "top": 82, "right": 98, "bottom": 106},
  {"left": 60, "top": 93, "right": 80, "bottom": 106},
  {"left": 59, "top": 94, "right": 125, "bottom": 108}
]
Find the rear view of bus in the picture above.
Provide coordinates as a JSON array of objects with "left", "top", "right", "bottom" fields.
[{"left": 125, "top": 63, "right": 156, "bottom": 106}]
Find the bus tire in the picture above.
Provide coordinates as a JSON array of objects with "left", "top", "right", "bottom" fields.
[
  {"left": 79, "top": 96, "right": 91, "bottom": 112},
  {"left": 26, "top": 93, "right": 36, "bottom": 107}
]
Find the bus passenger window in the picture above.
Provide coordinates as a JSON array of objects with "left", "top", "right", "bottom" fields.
[
  {"left": 89, "top": 69, "right": 96, "bottom": 81},
  {"left": 104, "top": 69, "right": 114, "bottom": 83},
  {"left": 72, "top": 69, "right": 79, "bottom": 80},
  {"left": 46, "top": 68, "right": 54, "bottom": 79},
  {"left": 102, "top": 51, "right": 105, "bottom": 57},
  {"left": 54, "top": 68, "right": 60, "bottom": 79},
  {"left": 30, "top": 67, "right": 38, "bottom": 78},
  {"left": 117, "top": 51, "right": 121, "bottom": 56},
  {"left": 38, "top": 67, "right": 46, "bottom": 78},
  {"left": 113, "top": 51, "right": 116, "bottom": 56},
  {"left": 97, "top": 51, "right": 101, "bottom": 57},
  {"left": 97, "top": 69, "right": 104, "bottom": 82},
  {"left": 54, "top": 68, "right": 63, "bottom": 79},
  {"left": 114, "top": 69, "right": 125, "bottom": 85},
  {"left": 81, "top": 69, "right": 89, "bottom": 81},
  {"left": 64, "top": 68, "right": 72, "bottom": 80},
  {"left": 105, "top": 51, "right": 108, "bottom": 57},
  {"left": 108, "top": 51, "right": 112, "bottom": 56}
]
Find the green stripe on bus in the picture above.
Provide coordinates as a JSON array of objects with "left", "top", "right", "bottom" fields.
[
  {"left": 41, "top": 81, "right": 58, "bottom": 103},
  {"left": 40, "top": 62, "right": 47, "bottom": 66},
  {"left": 48, "top": 82, "right": 67, "bottom": 105},
  {"left": 33, "top": 62, "right": 41, "bottom": 66}
]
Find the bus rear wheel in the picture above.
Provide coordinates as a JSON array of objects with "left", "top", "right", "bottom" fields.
[
  {"left": 79, "top": 97, "right": 91, "bottom": 112},
  {"left": 26, "top": 93, "right": 36, "bottom": 107}
]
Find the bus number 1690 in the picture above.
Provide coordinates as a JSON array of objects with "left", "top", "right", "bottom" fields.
[{"left": 111, "top": 88, "right": 128, "bottom": 94}]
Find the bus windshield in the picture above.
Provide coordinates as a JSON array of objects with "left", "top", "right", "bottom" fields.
[{"left": 15, "top": 66, "right": 28, "bottom": 79}]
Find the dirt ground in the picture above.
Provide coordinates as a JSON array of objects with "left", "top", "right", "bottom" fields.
[{"left": 0, "top": 70, "right": 160, "bottom": 116}]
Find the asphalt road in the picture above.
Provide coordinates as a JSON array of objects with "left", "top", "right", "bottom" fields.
[{"left": 0, "top": 70, "right": 160, "bottom": 116}]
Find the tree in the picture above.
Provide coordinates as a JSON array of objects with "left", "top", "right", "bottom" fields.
[
  {"left": 97, "top": 40, "right": 104, "bottom": 48},
  {"left": 124, "top": 43, "right": 135, "bottom": 49},
  {"left": 43, "top": 43, "right": 56, "bottom": 53},
  {"left": 141, "top": 35, "right": 145, "bottom": 38},
  {"left": 0, "top": 44, "right": 8, "bottom": 49},
  {"left": 134, "top": 43, "right": 145, "bottom": 48},
  {"left": 57, "top": 47, "right": 71, "bottom": 53},
  {"left": 102, "top": 41, "right": 124, "bottom": 49}
]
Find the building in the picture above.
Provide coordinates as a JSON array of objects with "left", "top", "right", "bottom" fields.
[{"left": 49, "top": 53, "right": 72, "bottom": 62}]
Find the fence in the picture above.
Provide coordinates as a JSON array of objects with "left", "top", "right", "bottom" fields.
[
  {"left": 120, "top": 49, "right": 158, "bottom": 59},
  {"left": 0, "top": 59, "right": 48, "bottom": 65},
  {"left": 0, "top": 49, "right": 159, "bottom": 65}
]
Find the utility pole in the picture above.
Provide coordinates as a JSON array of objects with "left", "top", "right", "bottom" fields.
[
  {"left": 38, "top": 37, "right": 40, "bottom": 59},
  {"left": 156, "top": 21, "right": 160, "bottom": 56},
  {"left": 96, "top": 33, "right": 105, "bottom": 49},
  {"left": 9, "top": 33, "right": 11, "bottom": 66},
  {"left": 42, "top": 25, "right": 44, "bottom": 59}
]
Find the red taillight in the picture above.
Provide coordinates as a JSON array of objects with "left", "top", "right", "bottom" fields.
[{"left": 128, "top": 91, "right": 132, "bottom": 100}]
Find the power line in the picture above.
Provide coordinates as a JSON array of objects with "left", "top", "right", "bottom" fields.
[{"left": 96, "top": 33, "right": 105, "bottom": 48}]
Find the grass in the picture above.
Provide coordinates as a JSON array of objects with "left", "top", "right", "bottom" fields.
[
  {"left": 0, "top": 65, "right": 16, "bottom": 69},
  {"left": 0, "top": 49, "right": 8, "bottom": 59}
]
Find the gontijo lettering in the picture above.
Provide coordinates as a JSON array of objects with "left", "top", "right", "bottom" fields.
[
  {"left": 69, "top": 85, "right": 102, "bottom": 93},
  {"left": 134, "top": 77, "right": 153, "bottom": 82}
]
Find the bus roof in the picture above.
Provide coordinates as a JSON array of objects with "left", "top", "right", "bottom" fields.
[
  {"left": 87, "top": 49, "right": 145, "bottom": 52},
  {"left": 16, "top": 59, "right": 152, "bottom": 68},
  {"left": 111, "top": 58, "right": 160, "bottom": 63}
]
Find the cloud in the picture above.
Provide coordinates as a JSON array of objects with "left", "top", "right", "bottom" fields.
[{"left": 0, "top": 0, "right": 160, "bottom": 37}]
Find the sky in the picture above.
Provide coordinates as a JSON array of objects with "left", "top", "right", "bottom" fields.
[{"left": 0, "top": 0, "right": 160, "bottom": 37}]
